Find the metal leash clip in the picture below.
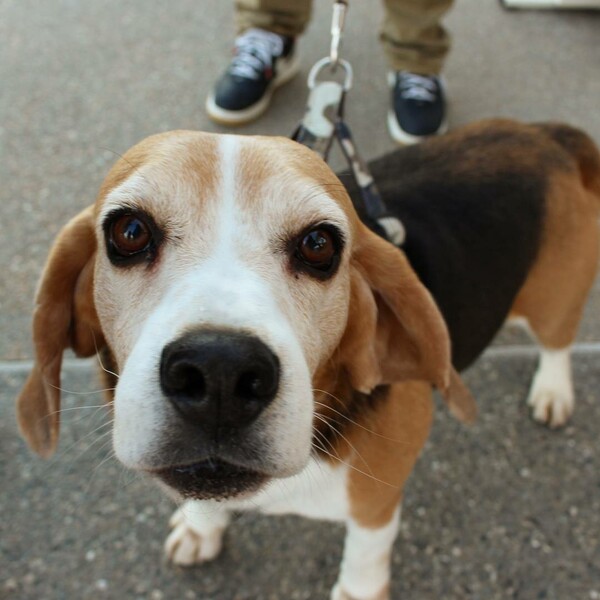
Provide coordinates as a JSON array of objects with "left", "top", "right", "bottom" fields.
[{"left": 291, "top": 57, "right": 352, "bottom": 161}]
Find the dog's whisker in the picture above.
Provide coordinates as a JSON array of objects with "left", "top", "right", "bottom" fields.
[
  {"left": 48, "top": 402, "right": 110, "bottom": 429},
  {"left": 68, "top": 431, "right": 114, "bottom": 469},
  {"left": 71, "top": 424, "right": 114, "bottom": 458},
  {"left": 52, "top": 404, "right": 107, "bottom": 413},
  {"left": 57, "top": 419, "right": 114, "bottom": 461},
  {"left": 92, "top": 330, "right": 120, "bottom": 380},
  {"left": 314, "top": 420, "right": 391, "bottom": 488},
  {"left": 313, "top": 396, "right": 412, "bottom": 446},
  {"left": 312, "top": 446, "right": 399, "bottom": 489},
  {"left": 314, "top": 387, "right": 347, "bottom": 409},
  {"left": 301, "top": 180, "right": 347, "bottom": 198},
  {"left": 313, "top": 413, "right": 376, "bottom": 479},
  {"left": 121, "top": 468, "right": 145, "bottom": 492},
  {"left": 97, "top": 147, "right": 152, "bottom": 192},
  {"left": 312, "top": 426, "right": 342, "bottom": 465},
  {"left": 84, "top": 444, "right": 118, "bottom": 494},
  {"left": 92, "top": 443, "right": 117, "bottom": 471},
  {"left": 96, "top": 357, "right": 120, "bottom": 381},
  {"left": 45, "top": 382, "right": 117, "bottom": 396}
]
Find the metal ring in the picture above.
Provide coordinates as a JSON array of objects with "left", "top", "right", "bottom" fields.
[{"left": 307, "top": 57, "right": 353, "bottom": 92}]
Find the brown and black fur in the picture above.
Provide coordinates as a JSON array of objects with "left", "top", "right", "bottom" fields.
[{"left": 342, "top": 119, "right": 600, "bottom": 371}]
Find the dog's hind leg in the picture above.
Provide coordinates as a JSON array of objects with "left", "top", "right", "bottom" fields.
[{"left": 509, "top": 172, "right": 599, "bottom": 428}]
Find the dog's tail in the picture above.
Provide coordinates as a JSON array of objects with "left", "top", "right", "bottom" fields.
[{"left": 536, "top": 122, "right": 600, "bottom": 200}]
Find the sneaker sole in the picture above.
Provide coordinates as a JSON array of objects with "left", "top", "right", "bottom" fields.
[
  {"left": 206, "top": 53, "right": 301, "bottom": 126},
  {"left": 386, "top": 71, "right": 449, "bottom": 145},
  {"left": 387, "top": 110, "right": 448, "bottom": 145}
]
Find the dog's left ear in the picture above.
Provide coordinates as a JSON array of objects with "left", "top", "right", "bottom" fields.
[
  {"left": 339, "top": 224, "right": 476, "bottom": 424},
  {"left": 16, "top": 206, "right": 104, "bottom": 457}
]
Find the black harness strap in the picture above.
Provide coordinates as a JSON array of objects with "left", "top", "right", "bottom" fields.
[{"left": 334, "top": 120, "right": 405, "bottom": 245}]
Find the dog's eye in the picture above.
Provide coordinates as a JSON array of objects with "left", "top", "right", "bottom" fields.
[
  {"left": 111, "top": 215, "right": 151, "bottom": 255},
  {"left": 292, "top": 225, "right": 342, "bottom": 279},
  {"left": 104, "top": 211, "right": 159, "bottom": 265},
  {"left": 298, "top": 229, "right": 334, "bottom": 267}
]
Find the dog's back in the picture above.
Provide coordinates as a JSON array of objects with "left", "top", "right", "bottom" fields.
[{"left": 343, "top": 119, "right": 600, "bottom": 371}]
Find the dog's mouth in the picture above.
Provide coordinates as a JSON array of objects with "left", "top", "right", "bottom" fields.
[{"left": 152, "top": 458, "right": 267, "bottom": 500}]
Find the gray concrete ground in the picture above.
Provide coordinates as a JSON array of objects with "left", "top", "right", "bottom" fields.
[
  {"left": 2, "top": 355, "right": 599, "bottom": 599},
  {"left": 1, "top": 0, "right": 600, "bottom": 598}
]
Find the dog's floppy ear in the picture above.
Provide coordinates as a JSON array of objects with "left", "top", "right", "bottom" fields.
[
  {"left": 16, "top": 206, "right": 104, "bottom": 457},
  {"left": 339, "top": 224, "right": 476, "bottom": 424}
]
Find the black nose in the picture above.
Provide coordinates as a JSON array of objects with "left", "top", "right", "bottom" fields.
[{"left": 160, "top": 330, "right": 280, "bottom": 432}]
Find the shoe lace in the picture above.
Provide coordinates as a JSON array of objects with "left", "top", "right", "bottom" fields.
[
  {"left": 398, "top": 73, "right": 440, "bottom": 102},
  {"left": 229, "top": 28, "right": 285, "bottom": 80}
]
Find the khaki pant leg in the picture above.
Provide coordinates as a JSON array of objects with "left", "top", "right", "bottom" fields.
[
  {"left": 234, "top": 0, "right": 312, "bottom": 37},
  {"left": 380, "top": 0, "right": 454, "bottom": 75}
]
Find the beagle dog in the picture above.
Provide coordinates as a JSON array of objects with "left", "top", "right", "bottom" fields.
[{"left": 16, "top": 119, "right": 600, "bottom": 600}]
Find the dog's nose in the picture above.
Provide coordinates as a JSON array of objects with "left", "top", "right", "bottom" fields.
[{"left": 160, "top": 330, "right": 280, "bottom": 431}]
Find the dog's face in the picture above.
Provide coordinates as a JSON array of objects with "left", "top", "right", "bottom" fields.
[
  {"left": 17, "top": 131, "right": 471, "bottom": 500},
  {"left": 96, "top": 132, "right": 355, "bottom": 496}
]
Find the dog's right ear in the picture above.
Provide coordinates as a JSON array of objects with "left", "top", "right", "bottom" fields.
[{"left": 16, "top": 206, "right": 104, "bottom": 458}]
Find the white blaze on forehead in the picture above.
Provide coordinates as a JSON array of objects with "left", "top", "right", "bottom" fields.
[{"left": 218, "top": 134, "right": 239, "bottom": 234}]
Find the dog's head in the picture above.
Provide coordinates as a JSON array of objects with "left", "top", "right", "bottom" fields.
[{"left": 17, "top": 131, "right": 474, "bottom": 499}]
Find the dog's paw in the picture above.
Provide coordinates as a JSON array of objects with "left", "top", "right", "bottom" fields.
[
  {"left": 164, "top": 503, "right": 229, "bottom": 566},
  {"left": 330, "top": 583, "right": 390, "bottom": 600},
  {"left": 527, "top": 376, "right": 574, "bottom": 428},
  {"left": 527, "top": 349, "right": 574, "bottom": 429},
  {"left": 528, "top": 385, "right": 574, "bottom": 428}
]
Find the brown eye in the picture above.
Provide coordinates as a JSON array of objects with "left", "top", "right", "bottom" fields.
[
  {"left": 110, "top": 214, "right": 151, "bottom": 256},
  {"left": 298, "top": 229, "right": 334, "bottom": 267},
  {"left": 293, "top": 225, "right": 342, "bottom": 278},
  {"left": 104, "top": 210, "right": 161, "bottom": 265}
]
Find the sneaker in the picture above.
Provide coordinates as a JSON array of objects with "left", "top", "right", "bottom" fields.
[
  {"left": 206, "top": 28, "right": 300, "bottom": 125},
  {"left": 387, "top": 71, "right": 448, "bottom": 144}
]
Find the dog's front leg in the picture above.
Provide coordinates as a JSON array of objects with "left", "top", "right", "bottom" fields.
[
  {"left": 331, "top": 508, "right": 401, "bottom": 600},
  {"left": 327, "top": 382, "right": 433, "bottom": 600},
  {"left": 164, "top": 499, "right": 231, "bottom": 566}
]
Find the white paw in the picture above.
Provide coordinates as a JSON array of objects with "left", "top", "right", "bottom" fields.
[
  {"left": 528, "top": 384, "right": 574, "bottom": 428},
  {"left": 527, "top": 348, "right": 574, "bottom": 429},
  {"left": 330, "top": 583, "right": 390, "bottom": 600},
  {"left": 331, "top": 583, "right": 354, "bottom": 600},
  {"left": 164, "top": 504, "right": 229, "bottom": 566}
]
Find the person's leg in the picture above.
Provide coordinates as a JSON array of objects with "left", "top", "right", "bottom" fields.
[
  {"left": 235, "top": 0, "right": 312, "bottom": 37},
  {"left": 206, "top": 0, "right": 311, "bottom": 125},
  {"left": 380, "top": 0, "right": 453, "bottom": 75},
  {"left": 382, "top": 0, "right": 454, "bottom": 144}
]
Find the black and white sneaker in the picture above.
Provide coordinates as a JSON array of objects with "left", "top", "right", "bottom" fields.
[
  {"left": 387, "top": 71, "right": 448, "bottom": 145},
  {"left": 206, "top": 28, "right": 300, "bottom": 125}
]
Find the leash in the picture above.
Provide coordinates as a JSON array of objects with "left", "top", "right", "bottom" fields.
[{"left": 291, "top": 1, "right": 405, "bottom": 246}]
